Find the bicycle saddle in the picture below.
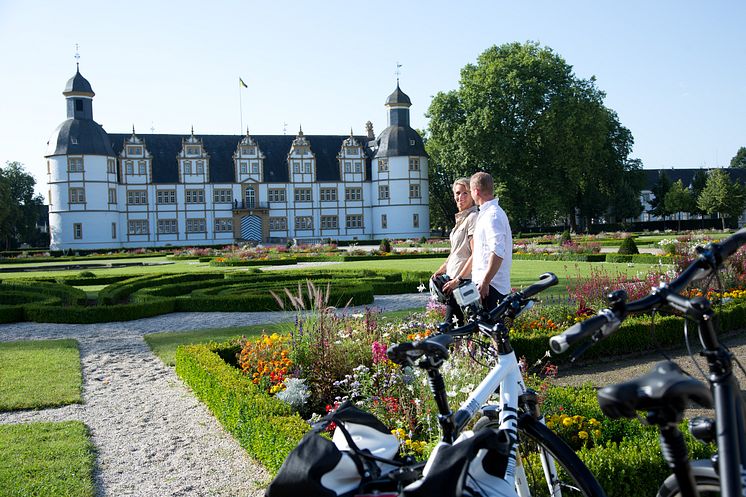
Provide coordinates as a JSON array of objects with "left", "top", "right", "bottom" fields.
[{"left": 597, "top": 361, "right": 712, "bottom": 419}]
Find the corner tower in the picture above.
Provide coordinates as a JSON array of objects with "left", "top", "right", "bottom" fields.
[
  {"left": 370, "top": 83, "right": 429, "bottom": 239},
  {"left": 46, "top": 66, "right": 120, "bottom": 251}
]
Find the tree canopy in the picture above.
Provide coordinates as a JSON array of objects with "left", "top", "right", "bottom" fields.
[
  {"left": 0, "top": 161, "right": 45, "bottom": 249},
  {"left": 664, "top": 179, "right": 695, "bottom": 230},
  {"left": 697, "top": 169, "right": 746, "bottom": 230},
  {"left": 730, "top": 147, "right": 746, "bottom": 169},
  {"left": 425, "top": 41, "right": 642, "bottom": 230}
]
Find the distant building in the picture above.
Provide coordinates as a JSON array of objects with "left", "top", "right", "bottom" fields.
[{"left": 46, "top": 67, "right": 429, "bottom": 250}]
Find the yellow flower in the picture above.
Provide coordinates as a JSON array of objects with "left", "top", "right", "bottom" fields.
[
  {"left": 578, "top": 431, "right": 588, "bottom": 439},
  {"left": 593, "top": 430, "right": 602, "bottom": 438},
  {"left": 546, "top": 421, "right": 555, "bottom": 429},
  {"left": 562, "top": 417, "right": 574, "bottom": 427}
]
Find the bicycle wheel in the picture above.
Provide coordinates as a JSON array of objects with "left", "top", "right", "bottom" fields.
[
  {"left": 515, "top": 414, "right": 606, "bottom": 497},
  {"left": 656, "top": 461, "right": 720, "bottom": 497}
]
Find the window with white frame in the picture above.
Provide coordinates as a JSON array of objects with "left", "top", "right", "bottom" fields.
[
  {"left": 293, "top": 161, "right": 301, "bottom": 174},
  {"left": 413, "top": 213, "right": 420, "bottom": 228},
  {"left": 294, "top": 188, "right": 312, "bottom": 202},
  {"left": 304, "top": 161, "right": 312, "bottom": 173},
  {"left": 241, "top": 146, "right": 255, "bottom": 155},
  {"left": 378, "top": 159, "right": 388, "bottom": 172},
  {"left": 73, "top": 223, "right": 82, "bottom": 239},
  {"left": 127, "top": 146, "right": 143, "bottom": 156},
  {"left": 69, "top": 187, "right": 86, "bottom": 203},
  {"left": 157, "top": 219, "right": 177, "bottom": 234},
  {"left": 320, "top": 215, "right": 338, "bottom": 229},
  {"left": 125, "top": 161, "right": 134, "bottom": 175},
  {"left": 185, "top": 189, "right": 205, "bottom": 203},
  {"left": 381, "top": 214, "right": 387, "bottom": 229},
  {"left": 354, "top": 161, "right": 362, "bottom": 173},
  {"left": 186, "top": 218, "right": 206, "bottom": 232},
  {"left": 344, "top": 161, "right": 352, "bottom": 173},
  {"left": 409, "top": 184, "right": 421, "bottom": 198},
  {"left": 214, "top": 218, "right": 233, "bottom": 232},
  {"left": 346, "top": 214, "right": 363, "bottom": 229},
  {"left": 295, "top": 216, "right": 313, "bottom": 230},
  {"left": 251, "top": 161, "right": 260, "bottom": 174},
  {"left": 108, "top": 188, "right": 117, "bottom": 204},
  {"left": 127, "top": 190, "right": 148, "bottom": 205},
  {"left": 68, "top": 157, "right": 83, "bottom": 172},
  {"left": 128, "top": 219, "right": 149, "bottom": 235},
  {"left": 409, "top": 158, "right": 420, "bottom": 171},
  {"left": 213, "top": 188, "right": 232, "bottom": 203},
  {"left": 196, "top": 161, "right": 205, "bottom": 174},
  {"left": 269, "top": 217, "right": 287, "bottom": 230},
  {"left": 240, "top": 161, "right": 248, "bottom": 174},
  {"left": 138, "top": 161, "right": 146, "bottom": 175},
  {"left": 107, "top": 158, "right": 116, "bottom": 174},
  {"left": 345, "top": 187, "right": 362, "bottom": 201},
  {"left": 320, "top": 188, "right": 337, "bottom": 202},
  {"left": 157, "top": 190, "right": 176, "bottom": 204},
  {"left": 186, "top": 146, "right": 200, "bottom": 156},
  {"left": 268, "top": 188, "right": 286, "bottom": 202},
  {"left": 183, "top": 161, "right": 192, "bottom": 175},
  {"left": 378, "top": 185, "right": 389, "bottom": 200}
]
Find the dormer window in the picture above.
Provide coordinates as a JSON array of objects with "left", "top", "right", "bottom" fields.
[
  {"left": 127, "top": 146, "right": 143, "bottom": 156},
  {"left": 186, "top": 146, "right": 200, "bottom": 156},
  {"left": 241, "top": 146, "right": 255, "bottom": 155},
  {"left": 196, "top": 161, "right": 205, "bottom": 174},
  {"left": 409, "top": 139, "right": 416, "bottom": 146}
]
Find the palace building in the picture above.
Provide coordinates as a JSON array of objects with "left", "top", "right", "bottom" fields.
[{"left": 46, "top": 67, "right": 430, "bottom": 250}]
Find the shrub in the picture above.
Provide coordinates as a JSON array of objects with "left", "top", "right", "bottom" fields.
[
  {"left": 560, "top": 230, "right": 572, "bottom": 244},
  {"left": 617, "top": 236, "right": 640, "bottom": 255},
  {"left": 379, "top": 238, "right": 392, "bottom": 253},
  {"left": 77, "top": 271, "right": 96, "bottom": 278}
]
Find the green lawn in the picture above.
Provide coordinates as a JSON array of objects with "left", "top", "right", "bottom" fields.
[
  {"left": 0, "top": 340, "right": 82, "bottom": 411},
  {"left": 144, "top": 307, "right": 424, "bottom": 366},
  {"left": 0, "top": 421, "right": 95, "bottom": 497}
]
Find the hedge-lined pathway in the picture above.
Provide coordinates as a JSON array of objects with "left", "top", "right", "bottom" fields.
[{"left": 0, "top": 293, "right": 430, "bottom": 497}]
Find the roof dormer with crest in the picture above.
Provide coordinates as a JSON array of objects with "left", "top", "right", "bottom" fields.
[
  {"left": 288, "top": 126, "right": 316, "bottom": 183},
  {"left": 234, "top": 129, "right": 264, "bottom": 182},
  {"left": 178, "top": 128, "right": 210, "bottom": 183}
]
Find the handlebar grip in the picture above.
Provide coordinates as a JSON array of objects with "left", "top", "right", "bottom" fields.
[
  {"left": 550, "top": 313, "right": 611, "bottom": 354},
  {"left": 520, "top": 272, "right": 559, "bottom": 299},
  {"left": 444, "top": 321, "right": 478, "bottom": 337},
  {"left": 387, "top": 342, "right": 416, "bottom": 365},
  {"left": 713, "top": 228, "right": 746, "bottom": 263}
]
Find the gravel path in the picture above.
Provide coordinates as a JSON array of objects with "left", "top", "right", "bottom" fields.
[{"left": 0, "top": 293, "right": 430, "bottom": 497}]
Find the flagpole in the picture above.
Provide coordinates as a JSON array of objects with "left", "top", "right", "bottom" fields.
[{"left": 239, "top": 78, "right": 244, "bottom": 135}]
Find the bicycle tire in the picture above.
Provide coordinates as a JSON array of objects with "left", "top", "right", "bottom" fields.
[
  {"left": 656, "top": 461, "right": 720, "bottom": 497},
  {"left": 515, "top": 414, "right": 607, "bottom": 497}
]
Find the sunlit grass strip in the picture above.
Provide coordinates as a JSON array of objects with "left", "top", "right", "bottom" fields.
[
  {"left": 0, "top": 339, "right": 82, "bottom": 411},
  {"left": 0, "top": 421, "right": 95, "bottom": 497}
]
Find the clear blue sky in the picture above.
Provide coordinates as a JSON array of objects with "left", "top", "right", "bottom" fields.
[{"left": 1, "top": 0, "right": 744, "bottom": 199}]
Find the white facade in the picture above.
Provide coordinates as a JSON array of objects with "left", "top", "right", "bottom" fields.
[{"left": 47, "top": 71, "right": 429, "bottom": 250}]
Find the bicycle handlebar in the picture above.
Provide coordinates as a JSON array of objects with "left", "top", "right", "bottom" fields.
[{"left": 550, "top": 228, "right": 746, "bottom": 354}]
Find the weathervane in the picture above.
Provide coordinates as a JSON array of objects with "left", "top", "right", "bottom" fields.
[
  {"left": 283, "top": 122, "right": 287, "bottom": 135},
  {"left": 74, "top": 43, "right": 80, "bottom": 70},
  {"left": 395, "top": 62, "right": 402, "bottom": 84}
]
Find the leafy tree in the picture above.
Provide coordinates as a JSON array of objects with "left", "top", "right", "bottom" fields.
[
  {"left": 697, "top": 169, "right": 746, "bottom": 230},
  {"left": 663, "top": 180, "right": 695, "bottom": 231},
  {"left": 649, "top": 171, "right": 672, "bottom": 222},
  {"left": 0, "top": 161, "right": 44, "bottom": 249},
  {"left": 690, "top": 169, "right": 709, "bottom": 216},
  {"left": 426, "top": 42, "right": 640, "bottom": 231},
  {"left": 730, "top": 147, "right": 746, "bottom": 169}
]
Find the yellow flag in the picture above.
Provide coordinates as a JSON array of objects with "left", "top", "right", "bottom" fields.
[{"left": 239, "top": 77, "right": 248, "bottom": 88}]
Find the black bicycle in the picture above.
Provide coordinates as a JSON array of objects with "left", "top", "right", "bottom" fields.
[{"left": 550, "top": 228, "right": 746, "bottom": 497}]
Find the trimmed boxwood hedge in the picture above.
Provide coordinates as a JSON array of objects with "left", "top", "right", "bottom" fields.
[
  {"left": 513, "top": 253, "right": 608, "bottom": 262},
  {"left": 605, "top": 254, "right": 674, "bottom": 264},
  {"left": 175, "top": 342, "right": 309, "bottom": 474}
]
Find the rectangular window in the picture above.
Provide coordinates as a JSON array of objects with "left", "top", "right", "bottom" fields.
[
  {"left": 48, "top": 189, "right": 52, "bottom": 205},
  {"left": 213, "top": 188, "right": 232, "bottom": 204},
  {"left": 293, "top": 161, "right": 300, "bottom": 174},
  {"left": 345, "top": 187, "right": 362, "bottom": 201},
  {"left": 320, "top": 215, "right": 338, "bottom": 229},
  {"left": 108, "top": 188, "right": 117, "bottom": 204},
  {"left": 344, "top": 161, "right": 352, "bottom": 173},
  {"left": 107, "top": 159, "right": 116, "bottom": 174},
  {"left": 241, "top": 146, "right": 255, "bottom": 156},
  {"left": 111, "top": 222, "right": 117, "bottom": 239},
  {"left": 157, "top": 219, "right": 178, "bottom": 234},
  {"left": 413, "top": 213, "right": 420, "bottom": 228},
  {"left": 125, "top": 161, "right": 134, "bottom": 175},
  {"left": 304, "top": 161, "right": 312, "bottom": 173},
  {"left": 354, "top": 161, "right": 362, "bottom": 173},
  {"left": 381, "top": 214, "right": 387, "bottom": 229},
  {"left": 68, "top": 157, "right": 84, "bottom": 172},
  {"left": 269, "top": 217, "right": 287, "bottom": 230},
  {"left": 240, "top": 161, "right": 248, "bottom": 174},
  {"left": 378, "top": 159, "right": 388, "bottom": 172},
  {"left": 409, "top": 184, "right": 421, "bottom": 199},
  {"left": 47, "top": 161, "right": 51, "bottom": 174},
  {"left": 128, "top": 219, "right": 149, "bottom": 235},
  {"left": 127, "top": 146, "right": 143, "bottom": 156},
  {"left": 251, "top": 161, "right": 260, "bottom": 174},
  {"left": 186, "top": 146, "right": 200, "bottom": 156},
  {"left": 73, "top": 223, "right": 82, "bottom": 239},
  {"left": 295, "top": 216, "right": 313, "bottom": 230},
  {"left": 378, "top": 185, "right": 389, "bottom": 200},
  {"left": 183, "top": 161, "right": 192, "bottom": 175},
  {"left": 196, "top": 161, "right": 205, "bottom": 174},
  {"left": 409, "top": 157, "right": 420, "bottom": 171},
  {"left": 156, "top": 190, "right": 176, "bottom": 204},
  {"left": 268, "top": 188, "right": 286, "bottom": 202},
  {"left": 186, "top": 218, "right": 206, "bottom": 232},
  {"left": 294, "top": 188, "right": 312, "bottom": 202},
  {"left": 138, "top": 161, "right": 146, "bottom": 175},
  {"left": 214, "top": 218, "right": 233, "bottom": 232},
  {"left": 320, "top": 188, "right": 337, "bottom": 202},
  {"left": 69, "top": 187, "right": 86, "bottom": 203},
  {"left": 346, "top": 214, "right": 363, "bottom": 229},
  {"left": 127, "top": 190, "right": 148, "bottom": 205},
  {"left": 185, "top": 189, "right": 205, "bottom": 203}
]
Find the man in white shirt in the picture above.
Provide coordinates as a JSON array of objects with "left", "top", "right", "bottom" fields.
[{"left": 469, "top": 171, "right": 512, "bottom": 311}]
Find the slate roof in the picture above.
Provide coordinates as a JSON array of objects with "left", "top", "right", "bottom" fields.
[
  {"left": 386, "top": 84, "right": 412, "bottom": 106},
  {"left": 643, "top": 168, "right": 746, "bottom": 189},
  {"left": 108, "top": 134, "right": 374, "bottom": 184},
  {"left": 64, "top": 68, "right": 94, "bottom": 96},
  {"left": 46, "top": 118, "right": 115, "bottom": 157}
]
